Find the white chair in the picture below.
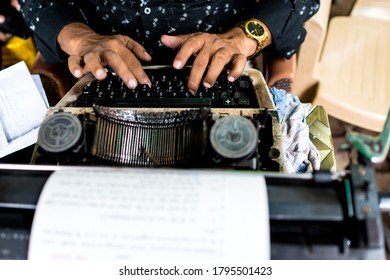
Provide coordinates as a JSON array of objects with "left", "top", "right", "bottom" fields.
[
  {"left": 351, "top": 0, "right": 390, "bottom": 21},
  {"left": 311, "top": 5, "right": 390, "bottom": 132},
  {"left": 291, "top": 0, "right": 390, "bottom": 133}
]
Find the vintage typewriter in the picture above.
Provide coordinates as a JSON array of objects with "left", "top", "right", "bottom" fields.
[
  {"left": 31, "top": 66, "right": 284, "bottom": 171},
  {"left": 1, "top": 67, "right": 389, "bottom": 260}
]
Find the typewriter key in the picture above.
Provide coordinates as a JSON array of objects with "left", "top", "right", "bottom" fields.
[
  {"left": 37, "top": 112, "right": 83, "bottom": 155},
  {"left": 209, "top": 116, "right": 258, "bottom": 160}
]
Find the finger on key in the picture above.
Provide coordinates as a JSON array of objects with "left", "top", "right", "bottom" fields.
[
  {"left": 203, "top": 48, "right": 231, "bottom": 88},
  {"left": 102, "top": 50, "right": 139, "bottom": 89},
  {"left": 68, "top": 55, "right": 85, "bottom": 78},
  {"left": 226, "top": 54, "right": 247, "bottom": 82}
]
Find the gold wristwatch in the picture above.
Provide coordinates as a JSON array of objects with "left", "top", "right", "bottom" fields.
[{"left": 238, "top": 18, "right": 269, "bottom": 58}]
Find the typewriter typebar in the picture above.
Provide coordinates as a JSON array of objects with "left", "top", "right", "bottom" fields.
[{"left": 32, "top": 67, "right": 284, "bottom": 170}]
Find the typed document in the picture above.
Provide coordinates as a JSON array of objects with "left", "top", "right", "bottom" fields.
[{"left": 28, "top": 167, "right": 270, "bottom": 260}]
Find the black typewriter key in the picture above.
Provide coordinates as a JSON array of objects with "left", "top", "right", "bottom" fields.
[
  {"left": 210, "top": 89, "right": 217, "bottom": 100},
  {"left": 177, "top": 85, "right": 186, "bottom": 95},
  {"left": 153, "top": 82, "right": 164, "bottom": 98},
  {"left": 238, "top": 98, "right": 250, "bottom": 106},
  {"left": 81, "top": 85, "right": 90, "bottom": 96},
  {"left": 222, "top": 98, "right": 234, "bottom": 106},
  {"left": 220, "top": 91, "right": 228, "bottom": 99},
  {"left": 75, "top": 86, "right": 92, "bottom": 107},
  {"left": 233, "top": 91, "right": 242, "bottom": 99},
  {"left": 227, "top": 83, "right": 235, "bottom": 93},
  {"left": 138, "top": 84, "right": 150, "bottom": 97},
  {"left": 239, "top": 79, "right": 250, "bottom": 89}
]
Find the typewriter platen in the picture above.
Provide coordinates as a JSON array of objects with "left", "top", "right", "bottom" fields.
[{"left": 31, "top": 66, "right": 284, "bottom": 171}]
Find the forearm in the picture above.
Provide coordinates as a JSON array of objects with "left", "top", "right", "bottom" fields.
[{"left": 18, "top": 0, "right": 87, "bottom": 63}]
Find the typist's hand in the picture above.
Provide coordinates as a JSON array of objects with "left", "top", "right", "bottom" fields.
[
  {"left": 0, "top": 0, "right": 21, "bottom": 43},
  {"left": 58, "top": 23, "right": 152, "bottom": 88},
  {"left": 0, "top": 15, "right": 12, "bottom": 43},
  {"left": 161, "top": 27, "right": 261, "bottom": 94}
]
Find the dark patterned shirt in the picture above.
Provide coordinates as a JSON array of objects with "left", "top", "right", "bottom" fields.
[{"left": 18, "top": 0, "right": 320, "bottom": 64}]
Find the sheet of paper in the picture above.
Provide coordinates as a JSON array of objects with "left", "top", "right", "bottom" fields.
[
  {"left": 31, "top": 74, "right": 49, "bottom": 108},
  {"left": 28, "top": 167, "right": 269, "bottom": 260},
  {"left": 0, "top": 122, "right": 7, "bottom": 150},
  {"left": 0, "top": 127, "right": 39, "bottom": 158},
  {"left": 0, "top": 62, "right": 48, "bottom": 157}
]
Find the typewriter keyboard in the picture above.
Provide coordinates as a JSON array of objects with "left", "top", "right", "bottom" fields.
[{"left": 74, "top": 67, "right": 259, "bottom": 108}]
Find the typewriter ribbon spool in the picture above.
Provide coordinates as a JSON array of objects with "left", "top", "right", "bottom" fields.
[
  {"left": 37, "top": 112, "right": 84, "bottom": 155},
  {"left": 209, "top": 116, "right": 258, "bottom": 161}
]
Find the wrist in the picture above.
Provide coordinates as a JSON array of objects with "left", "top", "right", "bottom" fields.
[
  {"left": 236, "top": 19, "right": 272, "bottom": 58},
  {"left": 232, "top": 27, "right": 259, "bottom": 58}
]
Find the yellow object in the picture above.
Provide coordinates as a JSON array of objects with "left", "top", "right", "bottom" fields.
[{"left": 1, "top": 36, "right": 37, "bottom": 71}]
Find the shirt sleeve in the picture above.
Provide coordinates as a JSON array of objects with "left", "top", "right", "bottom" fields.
[
  {"left": 19, "top": 0, "right": 320, "bottom": 63},
  {"left": 19, "top": 0, "right": 87, "bottom": 63},
  {"left": 248, "top": 0, "right": 320, "bottom": 58}
]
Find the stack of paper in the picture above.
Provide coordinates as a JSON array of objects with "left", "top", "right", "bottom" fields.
[{"left": 0, "top": 61, "right": 48, "bottom": 158}]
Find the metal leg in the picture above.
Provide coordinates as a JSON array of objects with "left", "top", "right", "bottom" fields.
[{"left": 346, "top": 110, "right": 390, "bottom": 164}]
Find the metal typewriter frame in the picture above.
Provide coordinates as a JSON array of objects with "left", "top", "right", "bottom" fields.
[{"left": 31, "top": 67, "right": 287, "bottom": 171}]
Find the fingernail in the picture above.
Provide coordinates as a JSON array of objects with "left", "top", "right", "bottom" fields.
[
  {"left": 0, "top": 15, "right": 5, "bottom": 24},
  {"left": 144, "top": 52, "right": 152, "bottom": 60},
  {"left": 173, "top": 60, "right": 182, "bottom": 69},
  {"left": 74, "top": 70, "right": 82, "bottom": 78},
  {"left": 228, "top": 75, "right": 235, "bottom": 82},
  {"left": 203, "top": 82, "right": 211, "bottom": 88},
  {"left": 96, "top": 69, "right": 106, "bottom": 79},
  {"left": 142, "top": 79, "right": 152, "bottom": 88},
  {"left": 189, "top": 89, "right": 196, "bottom": 96},
  {"left": 128, "top": 79, "right": 138, "bottom": 89}
]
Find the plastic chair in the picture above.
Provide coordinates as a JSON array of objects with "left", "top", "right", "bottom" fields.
[
  {"left": 351, "top": 0, "right": 390, "bottom": 21},
  {"left": 313, "top": 15, "right": 390, "bottom": 133}
]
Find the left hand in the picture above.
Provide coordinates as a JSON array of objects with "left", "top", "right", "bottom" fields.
[
  {"left": 161, "top": 27, "right": 258, "bottom": 95},
  {"left": 10, "top": 0, "right": 20, "bottom": 11},
  {"left": 0, "top": 14, "right": 12, "bottom": 43},
  {"left": 0, "top": 0, "right": 20, "bottom": 43}
]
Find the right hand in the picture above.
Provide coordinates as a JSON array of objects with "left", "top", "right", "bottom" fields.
[{"left": 58, "top": 23, "right": 152, "bottom": 88}]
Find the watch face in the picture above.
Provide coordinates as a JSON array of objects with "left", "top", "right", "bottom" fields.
[{"left": 246, "top": 21, "right": 265, "bottom": 38}]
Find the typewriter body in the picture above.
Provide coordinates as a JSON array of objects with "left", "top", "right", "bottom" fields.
[{"left": 31, "top": 66, "right": 284, "bottom": 172}]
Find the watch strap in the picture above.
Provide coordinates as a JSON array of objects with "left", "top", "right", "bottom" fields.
[{"left": 238, "top": 19, "right": 268, "bottom": 59}]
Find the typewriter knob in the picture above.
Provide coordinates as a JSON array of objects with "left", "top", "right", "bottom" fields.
[
  {"left": 209, "top": 116, "right": 258, "bottom": 160},
  {"left": 37, "top": 112, "right": 83, "bottom": 154}
]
